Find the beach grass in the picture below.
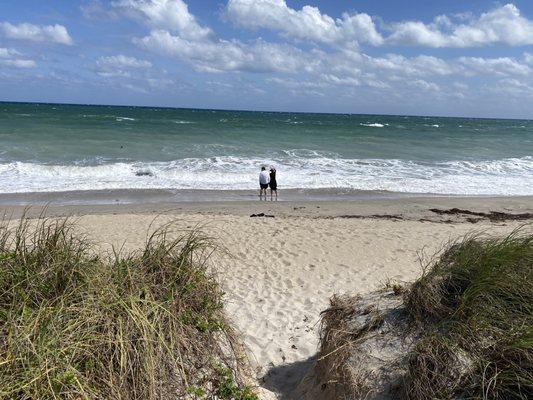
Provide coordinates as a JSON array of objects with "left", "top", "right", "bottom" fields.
[
  {"left": 315, "top": 229, "right": 532, "bottom": 399},
  {"left": 0, "top": 216, "right": 257, "bottom": 399},
  {"left": 404, "top": 230, "right": 532, "bottom": 399}
]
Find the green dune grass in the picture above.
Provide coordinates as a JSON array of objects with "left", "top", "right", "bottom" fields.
[
  {"left": 0, "top": 217, "right": 257, "bottom": 400},
  {"left": 316, "top": 229, "right": 532, "bottom": 400},
  {"left": 404, "top": 230, "right": 532, "bottom": 399}
]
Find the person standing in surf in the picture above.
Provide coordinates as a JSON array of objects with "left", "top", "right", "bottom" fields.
[
  {"left": 259, "top": 166, "right": 270, "bottom": 201},
  {"left": 269, "top": 166, "right": 278, "bottom": 201}
]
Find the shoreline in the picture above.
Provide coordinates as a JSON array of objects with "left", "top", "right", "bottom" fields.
[
  {"left": 0, "top": 188, "right": 447, "bottom": 206},
  {"left": 1, "top": 190, "right": 532, "bottom": 222}
]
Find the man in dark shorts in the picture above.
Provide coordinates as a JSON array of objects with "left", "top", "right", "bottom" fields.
[
  {"left": 269, "top": 166, "right": 278, "bottom": 201},
  {"left": 259, "top": 166, "right": 270, "bottom": 200}
]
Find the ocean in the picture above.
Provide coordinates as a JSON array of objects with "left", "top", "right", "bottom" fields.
[{"left": 0, "top": 102, "right": 532, "bottom": 196}]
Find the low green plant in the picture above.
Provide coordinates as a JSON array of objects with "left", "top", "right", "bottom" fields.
[{"left": 214, "top": 366, "right": 258, "bottom": 400}]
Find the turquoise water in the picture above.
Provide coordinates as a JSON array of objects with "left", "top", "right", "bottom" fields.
[{"left": 0, "top": 102, "right": 532, "bottom": 195}]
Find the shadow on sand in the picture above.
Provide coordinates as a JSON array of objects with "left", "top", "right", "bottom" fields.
[{"left": 260, "top": 356, "right": 316, "bottom": 399}]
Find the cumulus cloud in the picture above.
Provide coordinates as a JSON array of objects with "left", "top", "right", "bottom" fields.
[
  {"left": 102, "top": 0, "right": 533, "bottom": 107},
  {"left": 134, "top": 30, "right": 311, "bottom": 73},
  {"left": 0, "top": 47, "right": 36, "bottom": 68},
  {"left": 112, "top": 0, "right": 212, "bottom": 40},
  {"left": 388, "top": 3, "right": 533, "bottom": 47},
  {"left": 226, "top": 2, "right": 533, "bottom": 48},
  {"left": 114, "top": 0, "right": 314, "bottom": 73},
  {"left": 0, "top": 22, "right": 73, "bottom": 45},
  {"left": 225, "top": 0, "right": 383, "bottom": 46},
  {"left": 120, "top": 1, "right": 533, "bottom": 86}
]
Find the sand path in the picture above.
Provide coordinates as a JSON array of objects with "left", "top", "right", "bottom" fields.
[{"left": 70, "top": 211, "right": 525, "bottom": 398}]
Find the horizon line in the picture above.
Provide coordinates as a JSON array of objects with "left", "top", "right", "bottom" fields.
[{"left": 1, "top": 100, "right": 531, "bottom": 122}]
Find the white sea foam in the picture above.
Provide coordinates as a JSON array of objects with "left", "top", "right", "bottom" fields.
[
  {"left": 0, "top": 156, "right": 532, "bottom": 195},
  {"left": 115, "top": 117, "right": 136, "bottom": 122},
  {"left": 173, "top": 120, "right": 195, "bottom": 124},
  {"left": 360, "top": 123, "right": 386, "bottom": 127}
]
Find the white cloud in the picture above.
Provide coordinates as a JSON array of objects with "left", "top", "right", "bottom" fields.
[
  {"left": 97, "top": 54, "right": 152, "bottom": 69},
  {"left": 0, "top": 47, "right": 36, "bottom": 68},
  {"left": 459, "top": 57, "right": 531, "bottom": 76},
  {"left": 95, "top": 55, "right": 152, "bottom": 79},
  {"left": 113, "top": 1, "right": 533, "bottom": 79},
  {"left": 115, "top": 0, "right": 313, "bottom": 73},
  {"left": 0, "top": 59, "right": 36, "bottom": 68},
  {"left": 81, "top": 0, "right": 121, "bottom": 20},
  {"left": 320, "top": 74, "right": 360, "bottom": 87},
  {"left": 365, "top": 54, "right": 454, "bottom": 76},
  {"left": 411, "top": 79, "right": 440, "bottom": 91},
  {"left": 225, "top": 0, "right": 383, "bottom": 46},
  {"left": 226, "top": 2, "right": 533, "bottom": 48},
  {"left": 388, "top": 4, "right": 533, "bottom": 47},
  {"left": 134, "top": 30, "right": 311, "bottom": 73},
  {"left": 112, "top": 0, "right": 212, "bottom": 40},
  {"left": 490, "top": 78, "right": 533, "bottom": 98},
  {"left": 103, "top": 0, "right": 533, "bottom": 109},
  {"left": 326, "top": 51, "right": 454, "bottom": 81},
  {"left": 0, "top": 48, "right": 20, "bottom": 58},
  {"left": 453, "top": 82, "right": 469, "bottom": 90},
  {"left": 0, "top": 22, "right": 73, "bottom": 45}
]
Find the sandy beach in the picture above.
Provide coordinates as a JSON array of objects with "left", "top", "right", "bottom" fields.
[
  {"left": 2, "top": 1, "right": 533, "bottom": 397},
  {"left": 2, "top": 195, "right": 531, "bottom": 398}
]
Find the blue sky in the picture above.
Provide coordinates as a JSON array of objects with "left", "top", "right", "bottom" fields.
[{"left": 1, "top": 1, "right": 533, "bottom": 118}]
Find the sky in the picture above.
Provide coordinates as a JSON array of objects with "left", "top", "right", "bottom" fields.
[{"left": 1, "top": 0, "right": 533, "bottom": 118}]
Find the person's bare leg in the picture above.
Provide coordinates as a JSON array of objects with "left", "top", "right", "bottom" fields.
[
  {"left": 270, "top": 189, "right": 273, "bottom": 201},
  {"left": 259, "top": 188, "right": 263, "bottom": 200},
  {"left": 275, "top": 190, "right": 278, "bottom": 201}
]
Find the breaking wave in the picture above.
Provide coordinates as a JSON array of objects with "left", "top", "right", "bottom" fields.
[
  {"left": 0, "top": 156, "right": 532, "bottom": 195},
  {"left": 360, "top": 123, "right": 387, "bottom": 128}
]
